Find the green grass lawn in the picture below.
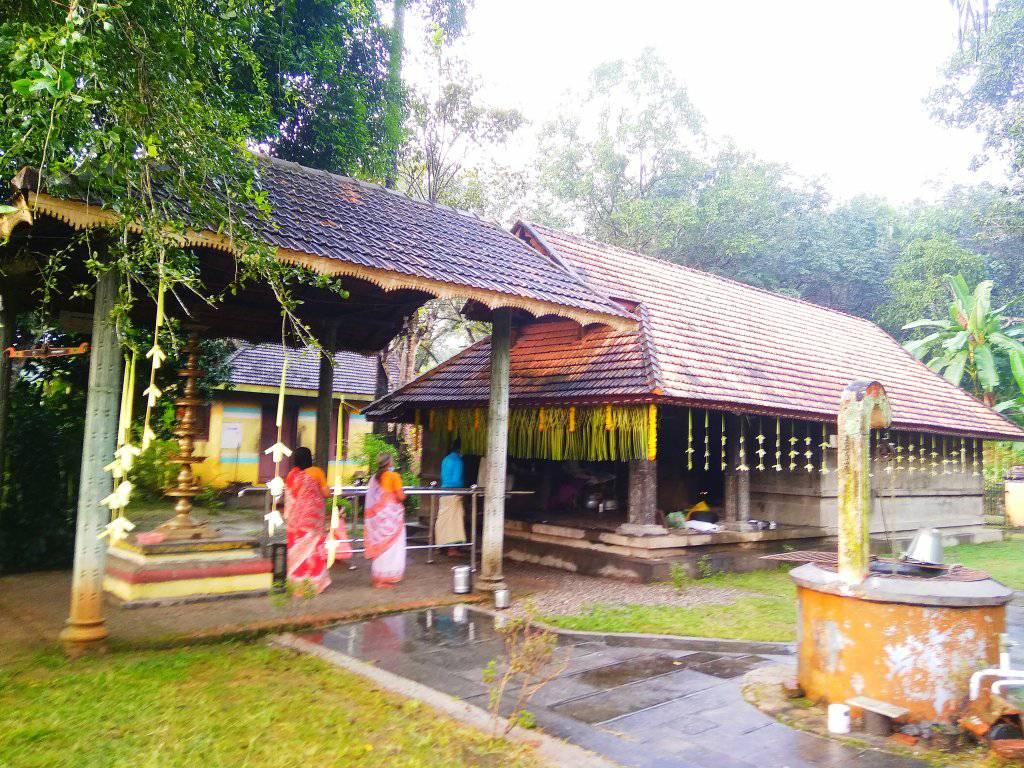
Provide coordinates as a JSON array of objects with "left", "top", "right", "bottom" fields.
[
  {"left": 543, "top": 568, "right": 798, "bottom": 643},
  {"left": 0, "top": 642, "right": 538, "bottom": 768},
  {"left": 542, "top": 538, "right": 1024, "bottom": 643},
  {"left": 947, "top": 535, "right": 1024, "bottom": 589}
]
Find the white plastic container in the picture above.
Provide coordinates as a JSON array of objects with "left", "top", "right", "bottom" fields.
[{"left": 827, "top": 703, "right": 851, "bottom": 734}]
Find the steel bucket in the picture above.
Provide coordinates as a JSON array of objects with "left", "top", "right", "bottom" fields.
[
  {"left": 493, "top": 587, "right": 511, "bottom": 610},
  {"left": 903, "top": 528, "right": 944, "bottom": 565},
  {"left": 452, "top": 565, "right": 472, "bottom": 594}
]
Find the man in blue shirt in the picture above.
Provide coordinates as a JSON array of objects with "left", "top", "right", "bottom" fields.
[{"left": 437, "top": 440, "right": 467, "bottom": 555}]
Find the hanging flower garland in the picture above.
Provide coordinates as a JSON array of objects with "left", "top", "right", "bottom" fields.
[
  {"left": 819, "top": 423, "right": 830, "bottom": 475},
  {"left": 140, "top": 277, "right": 167, "bottom": 451},
  {"left": 325, "top": 395, "right": 352, "bottom": 568},
  {"left": 754, "top": 418, "right": 766, "bottom": 471},
  {"left": 736, "top": 418, "right": 749, "bottom": 472},
  {"left": 800, "top": 423, "right": 813, "bottom": 473},
  {"left": 263, "top": 330, "right": 291, "bottom": 536},
  {"left": 99, "top": 349, "right": 140, "bottom": 543},
  {"left": 773, "top": 417, "right": 782, "bottom": 472},
  {"left": 788, "top": 422, "right": 798, "bottom": 471},
  {"left": 703, "top": 410, "right": 710, "bottom": 471},
  {"left": 685, "top": 407, "right": 694, "bottom": 470}
]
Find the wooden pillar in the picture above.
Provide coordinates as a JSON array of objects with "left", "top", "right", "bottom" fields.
[
  {"left": 314, "top": 323, "right": 337, "bottom": 473},
  {"left": 627, "top": 459, "right": 658, "bottom": 525},
  {"left": 372, "top": 352, "right": 389, "bottom": 436},
  {"left": 837, "top": 381, "right": 891, "bottom": 585},
  {"left": 60, "top": 269, "right": 121, "bottom": 654},
  {"left": 479, "top": 309, "right": 511, "bottom": 591}
]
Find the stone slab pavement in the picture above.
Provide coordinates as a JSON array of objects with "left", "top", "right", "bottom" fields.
[{"left": 302, "top": 606, "right": 929, "bottom": 768}]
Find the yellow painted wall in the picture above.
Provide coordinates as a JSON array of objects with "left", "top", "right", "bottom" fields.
[
  {"left": 195, "top": 395, "right": 373, "bottom": 489},
  {"left": 194, "top": 400, "right": 263, "bottom": 488}
]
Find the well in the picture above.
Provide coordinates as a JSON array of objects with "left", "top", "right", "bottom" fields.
[{"left": 794, "top": 381, "right": 1012, "bottom": 722}]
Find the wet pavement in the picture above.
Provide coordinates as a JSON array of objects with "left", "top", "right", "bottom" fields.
[{"left": 301, "top": 606, "right": 927, "bottom": 768}]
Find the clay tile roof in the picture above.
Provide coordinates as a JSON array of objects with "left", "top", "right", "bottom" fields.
[
  {"left": 227, "top": 342, "right": 386, "bottom": 397},
  {"left": 250, "top": 158, "right": 632, "bottom": 326},
  {"left": 367, "top": 221, "right": 1024, "bottom": 441}
]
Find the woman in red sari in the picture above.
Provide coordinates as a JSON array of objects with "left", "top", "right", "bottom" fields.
[
  {"left": 364, "top": 453, "right": 407, "bottom": 588},
  {"left": 284, "top": 447, "right": 331, "bottom": 595}
]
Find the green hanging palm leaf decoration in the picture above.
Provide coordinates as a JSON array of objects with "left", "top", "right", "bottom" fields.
[
  {"left": 431, "top": 404, "right": 656, "bottom": 462},
  {"left": 903, "top": 275, "right": 1024, "bottom": 413}
]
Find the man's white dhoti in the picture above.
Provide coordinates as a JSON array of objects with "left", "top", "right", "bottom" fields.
[{"left": 436, "top": 495, "right": 467, "bottom": 544}]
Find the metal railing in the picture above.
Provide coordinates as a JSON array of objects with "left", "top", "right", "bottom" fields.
[{"left": 237, "top": 483, "right": 532, "bottom": 572}]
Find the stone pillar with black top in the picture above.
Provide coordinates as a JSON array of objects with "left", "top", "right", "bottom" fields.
[
  {"left": 723, "top": 415, "right": 750, "bottom": 524},
  {"left": 619, "top": 459, "right": 665, "bottom": 535}
]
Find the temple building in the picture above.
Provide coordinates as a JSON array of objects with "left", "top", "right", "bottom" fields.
[
  {"left": 193, "top": 342, "right": 385, "bottom": 489},
  {"left": 366, "top": 223, "right": 1024, "bottom": 581}
]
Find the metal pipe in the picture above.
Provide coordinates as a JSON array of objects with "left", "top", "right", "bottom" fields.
[
  {"left": 427, "top": 480, "right": 437, "bottom": 564},
  {"left": 470, "top": 484, "right": 478, "bottom": 573},
  {"left": 992, "top": 679, "right": 1024, "bottom": 697}
]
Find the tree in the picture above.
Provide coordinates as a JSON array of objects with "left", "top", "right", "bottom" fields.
[
  {"left": 904, "top": 275, "right": 1024, "bottom": 408},
  {"left": 399, "top": 45, "right": 524, "bottom": 206},
  {"left": 0, "top": 0, "right": 397, "bottom": 328},
  {"left": 932, "top": 0, "right": 1024, "bottom": 173},
  {"left": 535, "top": 49, "right": 706, "bottom": 248},
  {"left": 256, "top": 0, "right": 398, "bottom": 177},
  {"left": 876, "top": 235, "right": 987, "bottom": 334}
]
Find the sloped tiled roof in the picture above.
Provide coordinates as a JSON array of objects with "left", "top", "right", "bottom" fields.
[
  {"left": 250, "top": 158, "right": 631, "bottom": 325},
  {"left": 227, "top": 343, "right": 384, "bottom": 397},
  {"left": 367, "top": 222, "right": 1024, "bottom": 441},
  {"left": 366, "top": 319, "right": 653, "bottom": 415}
]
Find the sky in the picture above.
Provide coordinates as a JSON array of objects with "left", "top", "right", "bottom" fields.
[{"left": 410, "top": 0, "right": 1004, "bottom": 204}]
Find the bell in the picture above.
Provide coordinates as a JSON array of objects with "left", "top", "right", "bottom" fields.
[{"left": 903, "top": 528, "right": 944, "bottom": 565}]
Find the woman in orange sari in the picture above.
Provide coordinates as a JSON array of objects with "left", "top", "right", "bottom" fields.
[
  {"left": 284, "top": 447, "right": 331, "bottom": 595},
  {"left": 363, "top": 453, "right": 407, "bottom": 588}
]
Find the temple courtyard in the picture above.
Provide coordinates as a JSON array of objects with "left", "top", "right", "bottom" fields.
[{"left": 2, "top": 537, "right": 1023, "bottom": 768}]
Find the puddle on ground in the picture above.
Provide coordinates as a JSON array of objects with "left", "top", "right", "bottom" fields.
[
  {"left": 578, "top": 654, "right": 691, "bottom": 687},
  {"left": 314, "top": 605, "right": 494, "bottom": 657}
]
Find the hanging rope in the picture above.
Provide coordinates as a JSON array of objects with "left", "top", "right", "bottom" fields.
[{"left": 263, "top": 319, "right": 291, "bottom": 536}]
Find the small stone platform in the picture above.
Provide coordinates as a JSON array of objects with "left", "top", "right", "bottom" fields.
[
  {"left": 504, "top": 519, "right": 828, "bottom": 582},
  {"left": 104, "top": 535, "right": 271, "bottom": 607}
]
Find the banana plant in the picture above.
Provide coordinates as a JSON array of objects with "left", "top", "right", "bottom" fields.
[{"left": 903, "top": 275, "right": 1024, "bottom": 410}]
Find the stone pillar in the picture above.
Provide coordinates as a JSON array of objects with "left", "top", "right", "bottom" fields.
[
  {"left": 60, "top": 269, "right": 121, "bottom": 654},
  {"left": 479, "top": 309, "right": 511, "bottom": 591},
  {"left": 314, "top": 323, "right": 337, "bottom": 473},
  {"left": 723, "top": 416, "right": 750, "bottom": 524},
  {"left": 627, "top": 459, "right": 658, "bottom": 525},
  {"left": 837, "top": 380, "right": 891, "bottom": 585}
]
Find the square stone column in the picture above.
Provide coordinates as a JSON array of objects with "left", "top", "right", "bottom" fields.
[{"left": 628, "top": 459, "right": 657, "bottom": 525}]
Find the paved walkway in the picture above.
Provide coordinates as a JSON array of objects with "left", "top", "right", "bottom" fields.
[
  {"left": 302, "top": 607, "right": 927, "bottom": 768},
  {"left": 0, "top": 555, "right": 549, "bottom": 658}
]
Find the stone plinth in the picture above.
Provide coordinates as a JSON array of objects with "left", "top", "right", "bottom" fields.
[{"left": 104, "top": 534, "right": 271, "bottom": 607}]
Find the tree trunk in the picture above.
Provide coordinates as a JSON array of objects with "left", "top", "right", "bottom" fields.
[
  {"left": 371, "top": 352, "right": 390, "bottom": 436},
  {"left": 384, "top": 0, "right": 406, "bottom": 190}
]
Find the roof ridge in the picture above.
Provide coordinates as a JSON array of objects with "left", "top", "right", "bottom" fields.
[
  {"left": 524, "top": 221, "right": 883, "bottom": 329},
  {"left": 636, "top": 303, "right": 667, "bottom": 395}
]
